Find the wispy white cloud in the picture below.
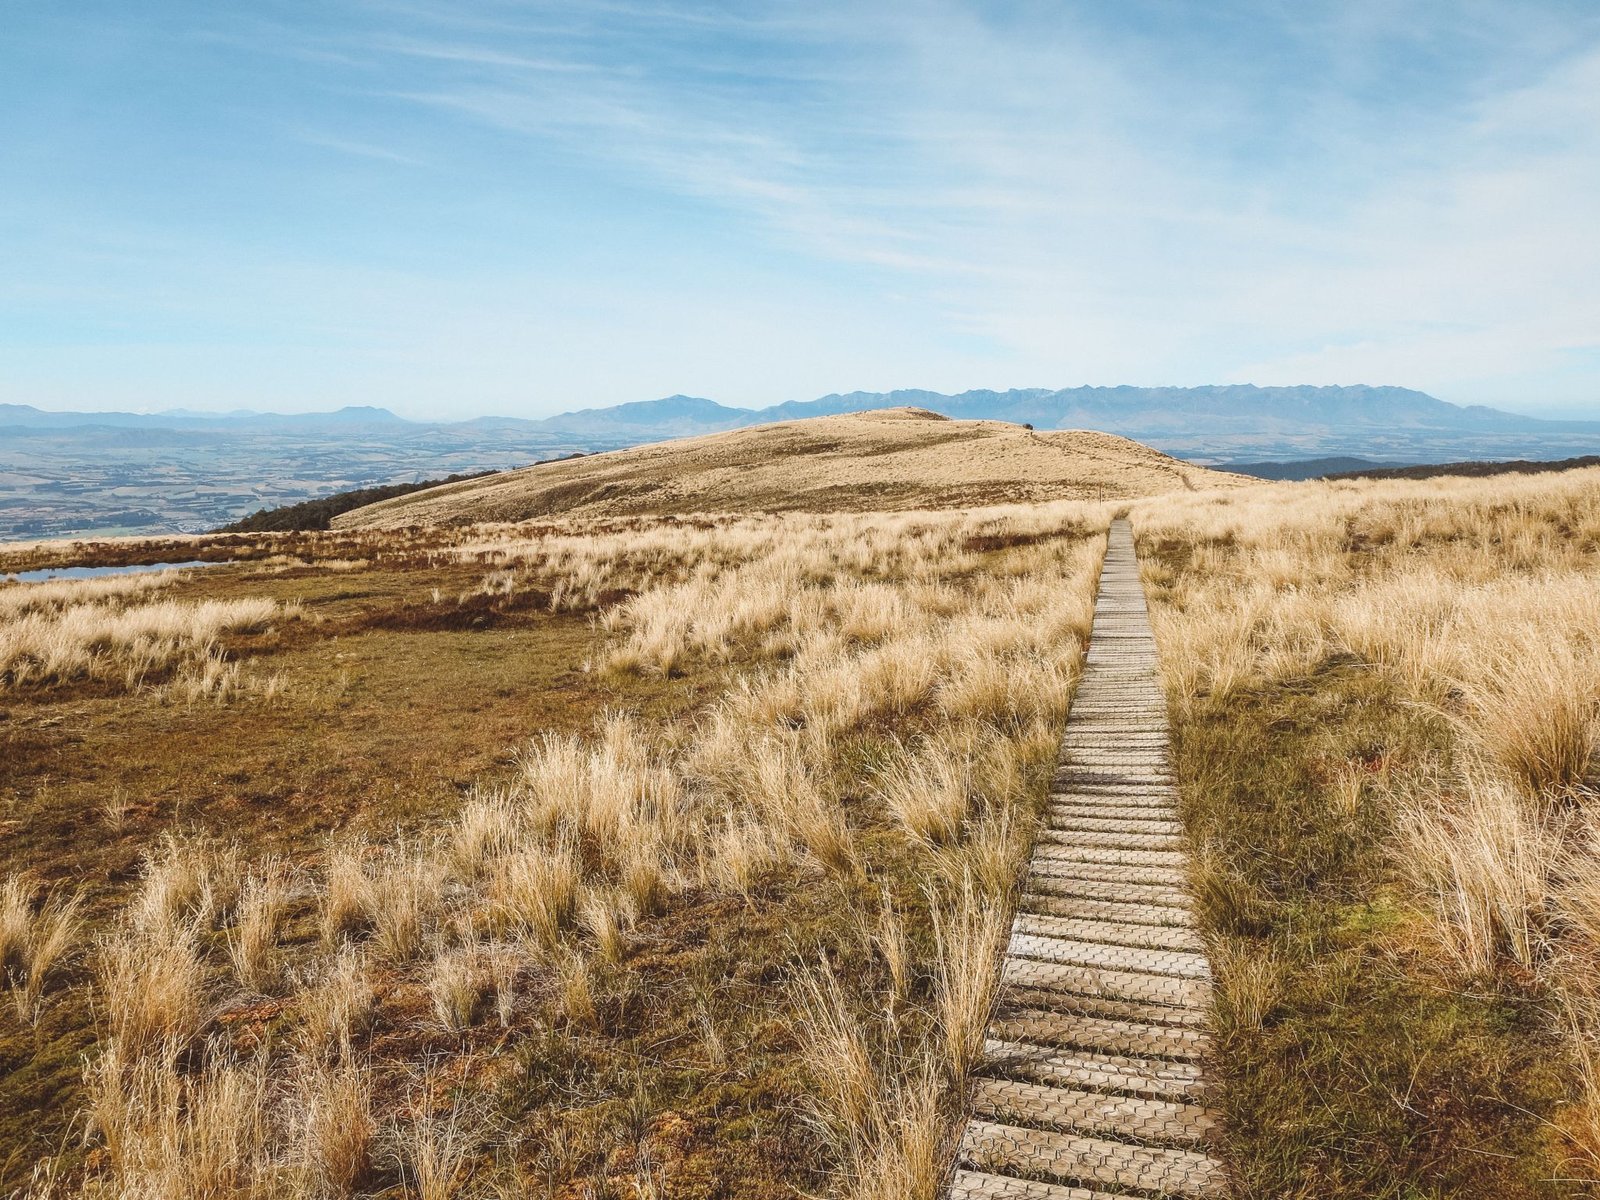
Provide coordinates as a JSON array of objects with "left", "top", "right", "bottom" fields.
[
  {"left": 5, "top": 1, "right": 1598, "bottom": 415},
  {"left": 293, "top": 131, "right": 429, "bottom": 166}
]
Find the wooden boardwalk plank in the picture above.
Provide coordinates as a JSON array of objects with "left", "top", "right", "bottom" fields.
[
  {"left": 973, "top": 1077, "right": 1216, "bottom": 1145},
  {"left": 1012, "top": 912, "right": 1204, "bottom": 951},
  {"left": 1008, "top": 933, "right": 1211, "bottom": 978},
  {"left": 960, "top": 1120, "right": 1227, "bottom": 1197},
  {"left": 948, "top": 1169, "right": 1123, "bottom": 1200},
  {"left": 1028, "top": 858, "right": 1191, "bottom": 887},
  {"left": 1002, "top": 956, "right": 1212, "bottom": 1008},
  {"left": 1020, "top": 893, "right": 1193, "bottom": 926},
  {"left": 990, "top": 1008, "right": 1210, "bottom": 1060}
]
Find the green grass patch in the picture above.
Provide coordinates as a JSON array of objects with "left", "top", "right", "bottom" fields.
[{"left": 1172, "top": 663, "right": 1570, "bottom": 1198}]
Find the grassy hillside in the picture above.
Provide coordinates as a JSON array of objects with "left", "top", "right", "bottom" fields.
[
  {"left": 335, "top": 408, "right": 1255, "bottom": 528},
  {"left": 3, "top": 465, "right": 1597, "bottom": 1198},
  {"left": 0, "top": 504, "right": 1106, "bottom": 1199},
  {"left": 1130, "top": 467, "right": 1600, "bottom": 1196}
]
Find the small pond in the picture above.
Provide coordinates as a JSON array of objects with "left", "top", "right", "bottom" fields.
[{"left": 3, "top": 560, "right": 233, "bottom": 584}]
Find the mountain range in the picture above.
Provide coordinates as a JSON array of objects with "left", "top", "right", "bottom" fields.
[
  {"left": 5, "top": 385, "right": 1595, "bottom": 458},
  {"left": 3, "top": 386, "right": 1597, "bottom": 538}
]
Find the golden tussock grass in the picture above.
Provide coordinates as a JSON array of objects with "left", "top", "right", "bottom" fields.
[
  {"left": 791, "top": 956, "right": 949, "bottom": 1200},
  {"left": 298, "top": 948, "right": 376, "bottom": 1061},
  {"left": 930, "top": 874, "right": 1010, "bottom": 1086},
  {"left": 320, "top": 841, "right": 375, "bottom": 945},
  {"left": 226, "top": 861, "right": 290, "bottom": 993},
  {"left": 386, "top": 1067, "right": 484, "bottom": 1200},
  {"left": 294, "top": 1056, "right": 377, "bottom": 1197},
  {"left": 1133, "top": 465, "right": 1600, "bottom": 1189},
  {"left": 11, "top": 496, "right": 1107, "bottom": 1198},
  {"left": 97, "top": 924, "right": 207, "bottom": 1060},
  {"left": 1395, "top": 773, "right": 1556, "bottom": 975},
  {"left": 0, "top": 572, "right": 174, "bottom": 620},
  {"left": 83, "top": 1041, "right": 271, "bottom": 1200},
  {"left": 0, "top": 594, "right": 279, "bottom": 693},
  {"left": 0, "top": 875, "right": 84, "bottom": 1024},
  {"left": 428, "top": 946, "right": 491, "bottom": 1032},
  {"left": 872, "top": 739, "right": 972, "bottom": 848},
  {"left": 485, "top": 842, "right": 581, "bottom": 951},
  {"left": 366, "top": 849, "right": 442, "bottom": 964}
]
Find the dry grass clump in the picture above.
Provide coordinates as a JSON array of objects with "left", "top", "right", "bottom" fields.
[
  {"left": 0, "top": 875, "right": 32, "bottom": 986},
  {"left": 0, "top": 875, "right": 84, "bottom": 1023},
  {"left": 485, "top": 842, "right": 581, "bottom": 950},
  {"left": 577, "top": 890, "right": 632, "bottom": 966},
  {"left": 366, "top": 849, "right": 442, "bottom": 964},
  {"left": 792, "top": 958, "right": 949, "bottom": 1200},
  {"left": 0, "top": 571, "right": 174, "bottom": 620},
  {"left": 321, "top": 841, "right": 376, "bottom": 944},
  {"left": 1210, "top": 939, "right": 1285, "bottom": 1031},
  {"left": 702, "top": 814, "right": 790, "bottom": 901},
  {"left": 294, "top": 1056, "right": 377, "bottom": 1196},
  {"left": 227, "top": 861, "right": 290, "bottom": 992},
  {"left": 792, "top": 767, "right": 1038, "bottom": 1199},
  {"left": 1447, "top": 635, "right": 1599, "bottom": 800},
  {"left": 873, "top": 738, "right": 972, "bottom": 848},
  {"left": 1395, "top": 774, "right": 1556, "bottom": 975},
  {"left": 299, "top": 948, "right": 375, "bottom": 1059},
  {"left": 319, "top": 842, "right": 444, "bottom": 963},
  {"left": 386, "top": 1068, "right": 485, "bottom": 1200},
  {"left": 130, "top": 833, "right": 243, "bottom": 935},
  {"left": 0, "top": 594, "right": 278, "bottom": 693},
  {"left": 930, "top": 876, "right": 1010, "bottom": 1084},
  {"left": 429, "top": 946, "right": 491, "bottom": 1032},
  {"left": 84, "top": 1043, "right": 271, "bottom": 1200},
  {"left": 98, "top": 923, "right": 207, "bottom": 1058}
]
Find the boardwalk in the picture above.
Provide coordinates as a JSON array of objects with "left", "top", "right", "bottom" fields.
[{"left": 948, "top": 519, "right": 1227, "bottom": 1199}]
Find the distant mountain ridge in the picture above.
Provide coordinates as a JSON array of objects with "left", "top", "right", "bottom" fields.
[
  {"left": 6, "top": 387, "right": 1597, "bottom": 539},
  {"left": 5, "top": 385, "right": 1597, "bottom": 461},
  {"left": 0, "top": 403, "right": 404, "bottom": 431}
]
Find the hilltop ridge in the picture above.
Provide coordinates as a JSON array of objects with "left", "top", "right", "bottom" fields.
[{"left": 335, "top": 408, "right": 1255, "bottom": 527}]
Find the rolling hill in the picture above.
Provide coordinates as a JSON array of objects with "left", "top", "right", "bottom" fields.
[{"left": 335, "top": 408, "right": 1256, "bottom": 527}]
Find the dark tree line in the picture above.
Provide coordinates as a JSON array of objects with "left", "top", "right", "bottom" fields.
[{"left": 218, "top": 471, "right": 499, "bottom": 532}]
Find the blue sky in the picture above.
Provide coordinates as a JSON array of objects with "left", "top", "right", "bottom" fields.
[{"left": 3, "top": 1, "right": 1598, "bottom": 420}]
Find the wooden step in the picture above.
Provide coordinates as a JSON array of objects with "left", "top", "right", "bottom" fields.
[
  {"left": 947, "top": 1169, "right": 1124, "bottom": 1200},
  {"left": 1029, "top": 858, "right": 1190, "bottom": 888},
  {"left": 1001, "top": 989, "right": 1211, "bottom": 1030},
  {"left": 982, "top": 1037, "right": 1204, "bottom": 1100},
  {"left": 1002, "top": 956, "right": 1212, "bottom": 1008},
  {"left": 959, "top": 1119, "right": 1227, "bottom": 1197},
  {"left": 1023, "top": 875, "right": 1191, "bottom": 907},
  {"left": 1012, "top": 912, "right": 1204, "bottom": 951},
  {"left": 973, "top": 1076, "right": 1216, "bottom": 1145},
  {"left": 1020, "top": 893, "right": 1193, "bottom": 926},
  {"left": 1033, "top": 844, "right": 1188, "bottom": 868},
  {"left": 1044, "top": 815, "right": 1184, "bottom": 836},
  {"left": 990, "top": 1008, "right": 1210, "bottom": 1060},
  {"left": 1037, "top": 830, "right": 1182, "bottom": 853},
  {"left": 1007, "top": 933, "right": 1211, "bottom": 979}
]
